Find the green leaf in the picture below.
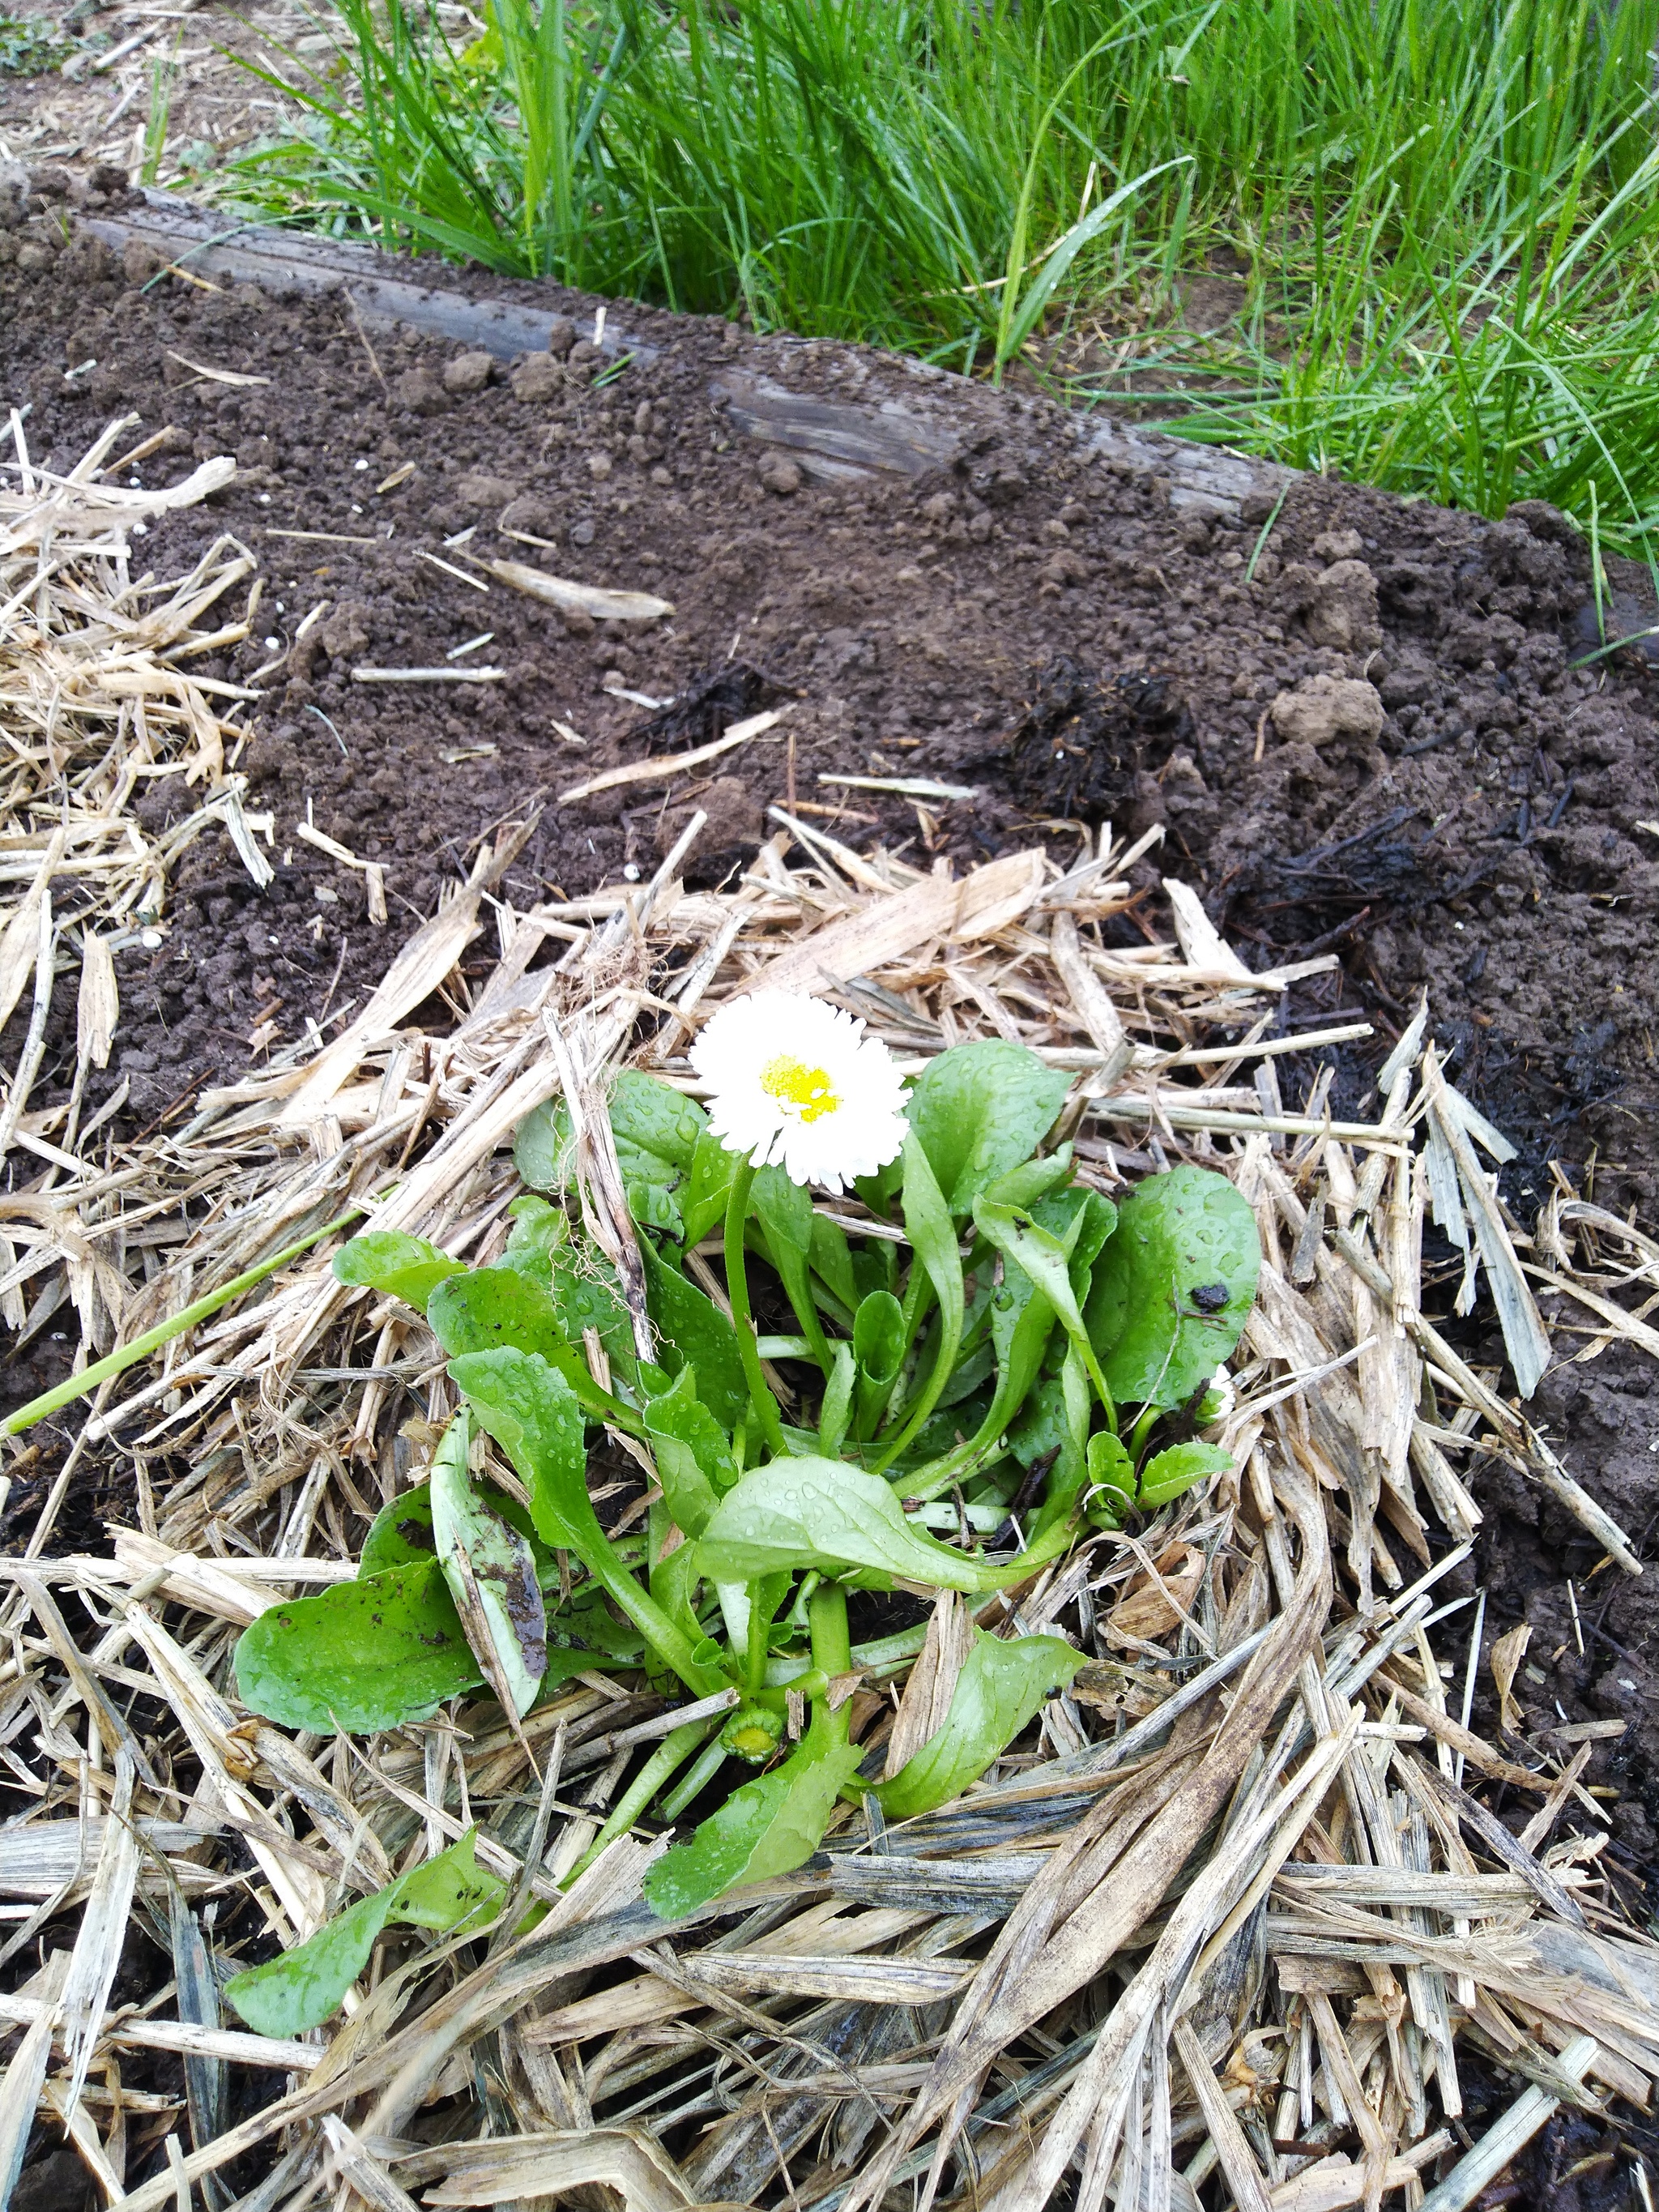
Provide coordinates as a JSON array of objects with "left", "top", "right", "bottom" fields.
[
  {"left": 428, "top": 1263, "right": 630, "bottom": 1432},
  {"left": 1056, "top": 1187, "right": 1119, "bottom": 1278},
  {"left": 852, "top": 1290, "right": 905, "bottom": 1386},
  {"left": 988, "top": 1258, "right": 1056, "bottom": 1416},
  {"left": 639, "top": 1242, "right": 749, "bottom": 1431},
  {"left": 852, "top": 1287, "right": 905, "bottom": 1437},
  {"left": 650, "top": 1525, "right": 706, "bottom": 1658},
  {"left": 680, "top": 1125, "right": 739, "bottom": 1249},
  {"left": 872, "top": 1131, "right": 965, "bottom": 1470},
  {"left": 331, "top": 1231, "right": 464, "bottom": 1309},
  {"left": 548, "top": 1249, "right": 640, "bottom": 1395},
  {"left": 808, "top": 1214, "right": 858, "bottom": 1317},
  {"left": 752, "top": 1164, "right": 833, "bottom": 1371},
  {"left": 871, "top": 1632, "right": 1084, "bottom": 1820},
  {"left": 1084, "top": 1429, "right": 1134, "bottom": 1525},
  {"left": 998, "top": 156, "right": 1188, "bottom": 365},
  {"left": 644, "top": 1368, "right": 733, "bottom": 1539},
  {"left": 224, "top": 1831, "right": 503, "bottom": 2036},
  {"left": 446, "top": 1349, "right": 595, "bottom": 1557},
  {"left": 973, "top": 1198, "right": 1113, "bottom": 1412},
  {"left": 428, "top": 1265, "right": 568, "bottom": 1364},
  {"left": 643, "top": 1740, "right": 865, "bottom": 1919},
  {"left": 429, "top": 1414, "right": 546, "bottom": 1719},
  {"left": 906, "top": 1041, "right": 1071, "bottom": 1219},
  {"left": 698, "top": 1457, "right": 1043, "bottom": 1594},
  {"left": 1138, "top": 1439, "right": 1233, "bottom": 1508},
  {"left": 818, "top": 1342, "right": 854, "bottom": 1458},
  {"left": 854, "top": 1154, "right": 903, "bottom": 1220},
  {"left": 607, "top": 1072, "right": 710, "bottom": 1238},
  {"left": 232, "top": 1560, "right": 480, "bottom": 1733},
  {"left": 945, "top": 1337, "right": 999, "bottom": 1407},
  {"left": 611, "top": 1068, "right": 706, "bottom": 1176},
  {"left": 547, "top": 1585, "right": 645, "bottom": 1662},
  {"left": 1085, "top": 1167, "right": 1261, "bottom": 1411},
  {"left": 514, "top": 1099, "right": 575, "bottom": 1194},
  {"left": 1008, "top": 1370, "right": 1070, "bottom": 1472},
  {"left": 450, "top": 1347, "right": 721, "bottom": 1695},
  {"left": 625, "top": 1179, "right": 684, "bottom": 1235},
  {"left": 500, "top": 1194, "right": 569, "bottom": 1287},
  {"left": 982, "top": 1145, "right": 1077, "bottom": 1212}
]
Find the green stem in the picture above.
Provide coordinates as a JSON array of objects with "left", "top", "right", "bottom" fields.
[
  {"left": 659, "top": 1734, "right": 727, "bottom": 1821},
  {"left": 746, "top": 1584, "right": 771, "bottom": 1694},
  {"left": 585, "top": 1551, "right": 723, "bottom": 1698},
  {"left": 2, "top": 1205, "right": 365, "bottom": 1438},
  {"left": 563, "top": 1714, "right": 719, "bottom": 1883},
  {"left": 870, "top": 1304, "right": 962, "bottom": 1478},
  {"left": 807, "top": 1580, "right": 851, "bottom": 1751},
  {"left": 724, "top": 1154, "right": 787, "bottom": 1460},
  {"left": 542, "top": 1339, "right": 648, "bottom": 1438}
]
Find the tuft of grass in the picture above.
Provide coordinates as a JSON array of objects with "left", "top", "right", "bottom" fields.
[{"left": 224, "top": 0, "right": 1659, "bottom": 549}]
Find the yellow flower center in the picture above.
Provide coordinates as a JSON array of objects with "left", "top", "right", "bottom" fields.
[
  {"left": 729, "top": 1723, "right": 777, "bottom": 1758},
  {"left": 760, "top": 1053, "right": 841, "bottom": 1124}
]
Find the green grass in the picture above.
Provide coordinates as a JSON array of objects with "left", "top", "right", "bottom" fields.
[{"left": 223, "top": 0, "right": 1659, "bottom": 551}]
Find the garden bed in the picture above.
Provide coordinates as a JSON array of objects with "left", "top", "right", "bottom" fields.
[{"left": 3, "top": 177, "right": 1659, "bottom": 2210}]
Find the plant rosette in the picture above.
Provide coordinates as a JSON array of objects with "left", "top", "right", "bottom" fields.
[{"left": 228, "top": 997, "right": 1260, "bottom": 2023}]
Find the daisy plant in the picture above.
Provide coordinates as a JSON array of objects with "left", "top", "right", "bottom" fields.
[{"left": 226, "top": 992, "right": 1260, "bottom": 2035}]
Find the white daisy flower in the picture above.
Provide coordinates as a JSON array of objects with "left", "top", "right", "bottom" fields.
[{"left": 691, "top": 991, "right": 909, "bottom": 1192}]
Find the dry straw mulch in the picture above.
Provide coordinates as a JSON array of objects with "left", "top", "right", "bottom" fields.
[{"left": 5, "top": 439, "right": 1659, "bottom": 2212}]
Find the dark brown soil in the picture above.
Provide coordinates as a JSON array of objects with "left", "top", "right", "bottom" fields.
[
  {"left": 4, "top": 179, "right": 1659, "bottom": 2001},
  {"left": 3, "top": 190, "right": 1655, "bottom": 1193}
]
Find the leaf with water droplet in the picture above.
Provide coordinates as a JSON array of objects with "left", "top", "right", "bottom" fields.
[
  {"left": 870, "top": 1631, "right": 1083, "bottom": 1820},
  {"left": 645, "top": 1739, "right": 865, "bottom": 1919},
  {"left": 225, "top": 1831, "right": 503, "bottom": 2035},
  {"left": 1085, "top": 1167, "right": 1260, "bottom": 1411}
]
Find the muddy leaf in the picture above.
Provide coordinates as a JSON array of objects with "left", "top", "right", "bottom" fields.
[
  {"left": 429, "top": 1414, "right": 547, "bottom": 1719},
  {"left": 225, "top": 1831, "right": 503, "bottom": 2036},
  {"left": 359, "top": 1484, "right": 437, "bottom": 1574}
]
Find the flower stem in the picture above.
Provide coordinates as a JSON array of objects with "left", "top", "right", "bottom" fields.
[{"left": 724, "top": 1153, "right": 787, "bottom": 1460}]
